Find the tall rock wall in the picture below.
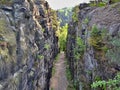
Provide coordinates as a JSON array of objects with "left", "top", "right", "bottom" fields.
[
  {"left": 66, "top": 2, "right": 120, "bottom": 90},
  {"left": 0, "top": 0, "right": 58, "bottom": 90}
]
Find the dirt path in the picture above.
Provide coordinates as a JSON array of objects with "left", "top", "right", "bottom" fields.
[{"left": 50, "top": 52, "right": 68, "bottom": 90}]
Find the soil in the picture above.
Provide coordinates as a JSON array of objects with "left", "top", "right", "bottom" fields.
[{"left": 50, "top": 52, "right": 68, "bottom": 90}]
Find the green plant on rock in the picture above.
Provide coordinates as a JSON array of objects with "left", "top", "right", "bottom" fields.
[
  {"left": 89, "top": 0, "right": 106, "bottom": 7},
  {"left": 72, "top": 6, "right": 79, "bottom": 22},
  {"left": 66, "top": 60, "right": 76, "bottom": 90},
  {"left": 44, "top": 44, "right": 50, "bottom": 50},
  {"left": 74, "top": 37, "right": 85, "bottom": 60},
  {"left": 94, "top": 76, "right": 102, "bottom": 81},
  {"left": 50, "top": 9, "right": 60, "bottom": 31},
  {"left": 42, "top": 28, "right": 45, "bottom": 32},
  {"left": 91, "top": 72, "right": 120, "bottom": 90},
  {"left": 88, "top": 25, "right": 107, "bottom": 50},
  {"left": 83, "top": 18, "right": 89, "bottom": 24},
  {"left": 37, "top": 55, "right": 44, "bottom": 60}
]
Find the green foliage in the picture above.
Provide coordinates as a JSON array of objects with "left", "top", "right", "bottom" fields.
[
  {"left": 42, "top": 28, "right": 45, "bottom": 32},
  {"left": 57, "top": 7, "right": 73, "bottom": 26},
  {"left": 66, "top": 66, "right": 72, "bottom": 81},
  {"left": 83, "top": 18, "right": 89, "bottom": 24},
  {"left": 95, "top": 76, "right": 102, "bottom": 81},
  {"left": 103, "top": 0, "right": 120, "bottom": 4},
  {"left": 37, "top": 55, "right": 44, "bottom": 60},
  {"left": 44, "top": 44, "right": 50, "bottom": 50},
  {"left": 72, "top": 6, "right": 79, "bottom": 22},
  {"left": 52, "top": 66, "right": 55, "bottom": 76},
  {"left": 98, "top": 2, "right": 106, "bottom": 7},
  {"left": 89, "top": 25, "right": 107, "bottom": 50},
  {"left": 74, "top": 37, "right": 85, "bottom": 60},
  {"left": 50, "top": 9, "right": 60, "bottom": 31},
  {"left": 90, "top": 0, "right": 120, "bottom": 7},
  {"left": 89, "top": 1, "right": 106, "bottom": 7},
  {"left": 110, "top": 0, "right": 120, "bottom": 3},
  {"left": 66, "top": 60, "right": 76, "bottom": 90},
  {"left": 72, "top": 12, "right": 78, "bottom": 22},
  {"left": 56, "top": 24, "right": 68, "bottom": 51},
  {"left": 91, "top": 72, "right": 120, "bottom": 90},
  {"left": 52, "top": 54, "right": 59, "bottom": 76},
  {"left": 50, "top": 88, "right": 54, "bottom": 90}
]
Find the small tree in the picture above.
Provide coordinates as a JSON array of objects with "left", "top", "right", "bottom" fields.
[{"left": 56, "top": 24, "right": 68, "bottom": 51}]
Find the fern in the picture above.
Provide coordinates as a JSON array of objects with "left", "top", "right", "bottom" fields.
[{"left": 91, "top": 72, "right": 120, "bottom": 90}]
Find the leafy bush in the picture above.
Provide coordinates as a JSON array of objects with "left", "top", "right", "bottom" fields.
[
  {"left": 88, "top": 25, "right": 107, "bottom": 50},
  {"left": 56, "top": 24, "right": 68, "bottom": 51},
  {"left": 91, "top": 72, "right": 120, "bottom": 90},
  {"left": 72, "top": 6, "right": 79, "bottom": 22},
  {"left": 89, "top": 1, "right": 106, "bottom": 7},
  {"left": 89, "top": 0, "right": 120, "bottom": 7},
  {"left": 50, "top": 9, "right": 60, "bottom": 31},
  {"left": 66, "top": 60, "right": 76, "bottom": 90}
]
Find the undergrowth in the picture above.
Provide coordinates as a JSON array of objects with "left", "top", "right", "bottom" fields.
[
  {"left": 91, "top": 72, "right": 120, "bottom": 90},
  {"left": 65, "top": 59, "right": 76, "bottom": 90}
]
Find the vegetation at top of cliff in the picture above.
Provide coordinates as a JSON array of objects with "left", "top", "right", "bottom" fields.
[
  {"left": 72, "top": 5, "right": 79, "bottom": 22},
  {"left": 89, "top": 0, "right": 106, "bottom": 7},
  {"left": 91, "top": 72, "right": 120, "bottom": 90},
  {"left": 56, "top": 24, "right": 68, "bottom": 51},
  {"left": 103, "top": 0, "right": 120, "bottom": 3},
  {"left": 57, "top": 7, "right": 73, "bottom": 26},
  {"left": 89, "top": 0, "right": 120, "bottom": 7}
]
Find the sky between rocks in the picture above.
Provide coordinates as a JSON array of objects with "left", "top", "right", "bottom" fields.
[{"left": 46, "top": 0, "right": 90, "bottom": 10}]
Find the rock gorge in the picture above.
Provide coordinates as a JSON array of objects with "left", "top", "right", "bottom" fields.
[
  {"left": 66, "top": 2, "right": 120, "bottom": 90},
  {"left": 0, "top": 0, "right": 120, "bottom": 90},
  {"left": 0, "top": 0, "right": 58, "bottom": 90}
]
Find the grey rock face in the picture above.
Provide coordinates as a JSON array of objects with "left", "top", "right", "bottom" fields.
[
  {"left": 0, "top": 0, "right": 58, "bottom": 90},
  {"left": 66, "top": 2, "right": 120, "bottom": 90}
]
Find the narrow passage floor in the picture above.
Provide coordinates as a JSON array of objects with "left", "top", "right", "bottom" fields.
[{"left": 50, "top": 52, "right": 68, "bottom": 90}]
